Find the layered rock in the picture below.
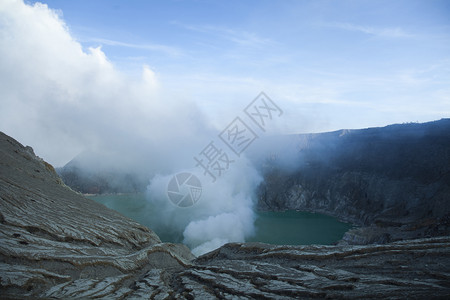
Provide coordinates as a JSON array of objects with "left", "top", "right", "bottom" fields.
[
  {"left": 187, "top": 238, "right": 450, "bottom": 299},
  {"left": 1, "top": 130, "right": 450, "bottom": 298},
  {"left": 0, "top": 132, "right": 194, "bottom": 298}
]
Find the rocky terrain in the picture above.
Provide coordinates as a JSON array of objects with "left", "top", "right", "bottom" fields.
[
  {"left": 254, "top": 119, "right": 450, "bottom": 245},
  {"left": 0, "top": 132, "right": 194, "bottom": 298},
  {"left": 1, "top": 129, "right": 450, "bottom": 298}
]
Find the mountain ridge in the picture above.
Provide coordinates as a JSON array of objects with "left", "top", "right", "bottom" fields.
[{"left": 254, "top": 118, "right": 450, "bottom": 244}]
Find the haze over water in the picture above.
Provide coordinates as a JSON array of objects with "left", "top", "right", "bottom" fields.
[{"left": 89, "top": 194, "right": 352, "bottom": 246}]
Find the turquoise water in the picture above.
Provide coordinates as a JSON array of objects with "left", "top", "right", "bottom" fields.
[
  {"left": 247, "top": 210, "right": 352, "bottom": 245},
  {"left": 88, "top": 194, "right": 352, "bottom": 245}
]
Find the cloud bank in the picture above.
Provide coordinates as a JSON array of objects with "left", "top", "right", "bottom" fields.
[{"left": 0, "top": 0, "right": 211, "bottom": 170}]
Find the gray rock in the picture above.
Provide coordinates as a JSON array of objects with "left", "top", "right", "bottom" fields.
[
  {"left": 0, "top": 132, "right": 194, "bottom": 298},
  {"left": 1, "top": 130, "right": 450, "bottom": 298}
]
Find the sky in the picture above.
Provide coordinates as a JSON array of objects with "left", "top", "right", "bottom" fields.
[{"left": 0, "top": 0, "right": 449, "bottom": 166}]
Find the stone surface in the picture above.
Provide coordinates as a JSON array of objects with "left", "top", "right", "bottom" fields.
[
  {"left": 1, "top": 130, "right": 450, "bottom": 298},
  {"left": 0, "top": 132, "right": 194, "bottom": 299},
  {"left": 188, "top": 238, "right": 450, "bottom": 299}
]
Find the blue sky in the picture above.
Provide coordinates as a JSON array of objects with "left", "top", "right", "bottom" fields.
[
  {"left": 1, "top": 0, "right": 449, "bottom": 165},
  {"left": 29, "top": 0, "right": 450, "bottom": 132}
]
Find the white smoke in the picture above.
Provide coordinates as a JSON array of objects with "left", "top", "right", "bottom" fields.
[
  {"left": 0, "top": 0, "right": 214, "bottom": 170},
  {"left": 147, "top": 156, "right": 262, "bottom": 256},
  {"left": 0, "top": 0, "right": 268, "bottom": 256}
]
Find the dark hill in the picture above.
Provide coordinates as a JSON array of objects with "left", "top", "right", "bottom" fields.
[{"left": 253, "top": 119, "right": 450, "bottom": 244}]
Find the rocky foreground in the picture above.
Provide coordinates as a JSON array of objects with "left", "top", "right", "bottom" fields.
[{"left": 1, "top": 131, "right": 450, "bottom": 299}]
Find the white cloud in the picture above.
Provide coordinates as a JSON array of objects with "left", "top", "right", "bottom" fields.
[
  {"left": 87, "top": 37, "right": 183, "bottom": 57},
  {"left": 173, "top": 22, "right": 274, "bottom": 47},
  {"left": 0, "top": 0, "right": 446, "bottom": 168},
  {"left": 0, "top": 0, "right": 209, "bottom": 169},
  {"left": 326, "top": 22, "right": 413, "bottom": 38}
]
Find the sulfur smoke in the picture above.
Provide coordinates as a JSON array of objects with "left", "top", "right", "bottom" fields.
[{"left": 147, "top": 156, "right": 262, "bottom": 256}]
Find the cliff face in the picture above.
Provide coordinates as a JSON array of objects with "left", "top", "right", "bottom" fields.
[
  {"left": 1, "top": 131, "right": 450, "bottom": 298},
  {"left": 255, "top": 119, "right": 450, "bottom": 244}
]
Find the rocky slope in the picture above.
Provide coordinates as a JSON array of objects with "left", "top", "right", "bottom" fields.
[
  {"left": 0, "top": 132, "right": 194, "bottom": 298},
  {"left": 1, "top": 131, "right": 450, "bottom": 298},
  {"left": 254, "top": 119, "right": 450, "bottom": 244}
]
